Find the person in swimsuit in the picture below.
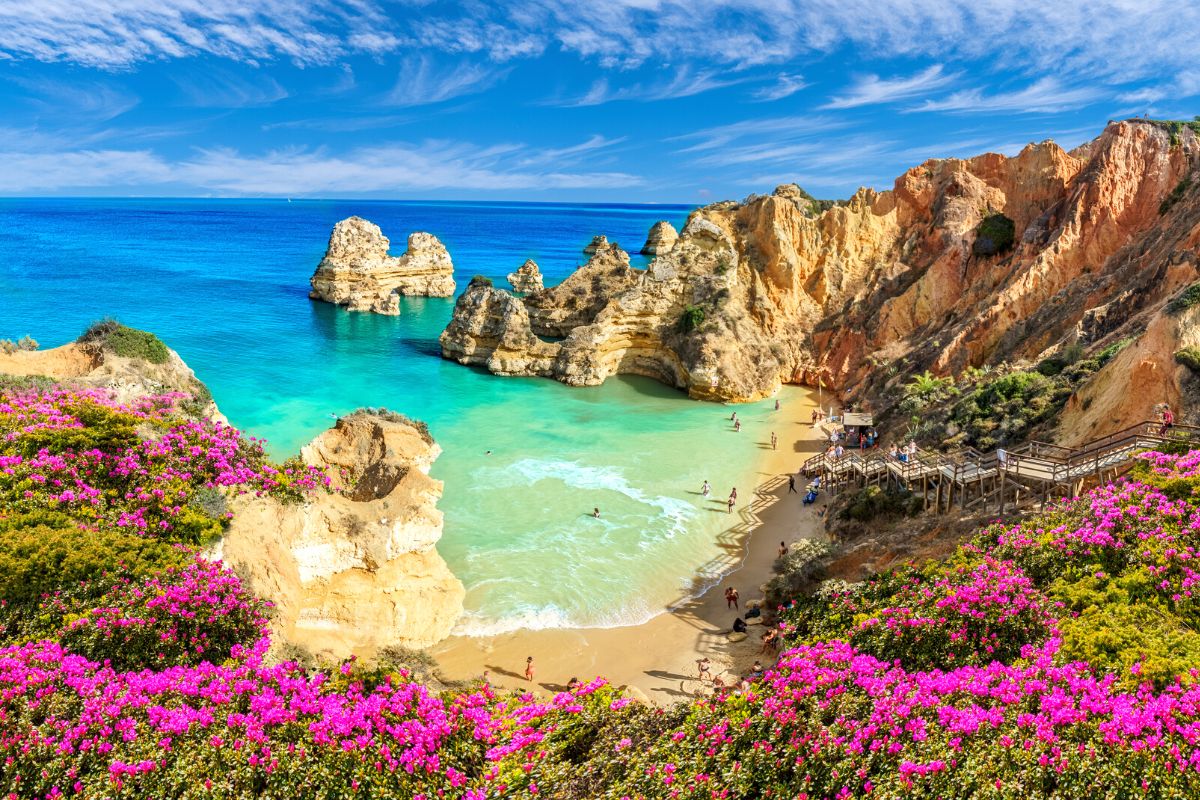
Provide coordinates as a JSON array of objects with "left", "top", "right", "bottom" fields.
[
  {"left": 734, "top": 419, "right": 741, "bottom": 432},
  {"left": 778, "top": 541, "right": 788, "bottom": 558},
  {"left": 770, "top": 432, "right": 777, "bottom": 450},
  {"left": 696, "top": 657, "right": 712, "bottom": 682},
  {"left": 593, "top": 507, "right": 600, "bottom": 518},
  {"left": 702, "top": 480, "right": 711, "bottom": 497},
  {"left": 524, "top": 656, "right": 535, "bottom": 682}
]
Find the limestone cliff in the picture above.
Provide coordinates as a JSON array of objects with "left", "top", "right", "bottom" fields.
[
  {"left": 218, "top": 411, "right": 465, "bottom": 659},
  {"left": 309, "top": 216, "right": 455, "bottom": 314},
  {"left": 0, "top": 335, "right": 218, "bottom": 418},
  {"left": 640, "top": 221, "right": 678, "bottom": 255},
  {"left": 507, "top": 259, "right": 544, "bottom": 294},
  {"left": 583, "top": 234, "right": 609, "bottom": 255},
  {"left": 439, "top": 119, "right": 1200, "bottom": 416}
]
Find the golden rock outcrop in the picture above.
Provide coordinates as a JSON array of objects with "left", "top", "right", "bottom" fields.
[
  {"left": 218, "top": 411, "right": 465, "bottom": 659},
  {"left": 309, "top": 216, "right": 455, "bottom": 314},
  {"left": 439, "top": 120, "right": 1200, "bottom": 416}
]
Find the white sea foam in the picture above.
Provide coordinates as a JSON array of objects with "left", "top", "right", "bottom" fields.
[{"left": 453, "top": 597, "right": 667, "bottom": 637}]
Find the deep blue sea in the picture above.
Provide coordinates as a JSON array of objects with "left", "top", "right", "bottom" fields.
[{"left": 0, "top": 199, "right": 801, "bottom": 633}]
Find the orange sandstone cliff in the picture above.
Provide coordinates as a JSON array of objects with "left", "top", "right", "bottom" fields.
[{"left": 440, "top": 119, "right": 1200, "bottom": 432}]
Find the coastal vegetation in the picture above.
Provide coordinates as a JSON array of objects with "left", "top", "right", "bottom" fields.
[
  {"left": 1167, "top": 281, "right": 1200, "bottom": 314},
  {"left": 897, "top": 338, "right": 1133, "bottom": 450},
  {"left": 78, "top": 318, "right": 171, "bottom": 364},
  {"left": 972, "top": 212, "right": 1016, "bottom": 256},
  {"left": 6, "top": 379, "right": 1200, "bottom": 797}
]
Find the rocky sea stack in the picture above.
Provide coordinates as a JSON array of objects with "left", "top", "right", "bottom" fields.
[
  {"left": 507, "top": 258, "right": 544, "bottom": 293},
  {"left": 438, "top": 119, "right": 1200, "bottom": 427},
  {"left": 309, "top": 216, "right": 455, "bottom": 314},
  {"left": 640, "top": 220, "right": 678, "bottom": 255},
  {"left": 219, "top": 409, "right": 465, "bottom": 658}
]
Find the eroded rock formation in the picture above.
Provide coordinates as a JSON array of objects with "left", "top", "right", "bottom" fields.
[
  {"left": 507, "top": 259, "right": 544, "bottom": 293},
  {"left": 439, "top": 120, "right": 1200, "bottom": 417},
  {"left": 583, "top": 235, "right": 609, "bottom": 255},
  {"left": 218, "top": 411, "right": 465, "bottom": 659},
  {"left": 309, "top": 216, "right": 455, "bottom": 314},
  {"left": 640, "top": 221, "right": 678, "bottom": 255}
]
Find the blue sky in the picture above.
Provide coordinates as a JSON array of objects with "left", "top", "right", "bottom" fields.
[{"left": 1, "top": 0, "right": 1197, "bottom": 203}]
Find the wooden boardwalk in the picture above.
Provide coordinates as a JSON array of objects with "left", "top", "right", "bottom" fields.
[{"left": 802, "top": 420, "right": 1200, "bottom": 514}]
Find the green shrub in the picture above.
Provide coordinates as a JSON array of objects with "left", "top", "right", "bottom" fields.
[
  {"left": 1160, "top": 175, "right": 1193, "bottom": 215},
  {"left": 1167, "top": 282, "right": 1200, "bottom": 314},
  {"left": 1177, "top": 347, "right": 1200, "bottom": 373},
  {"left": 0, "top": 339, "right": 15, "bottom": 355},
  {"left": 972, "top": 212, "right": 1016, "bottom": 256},
  {"left": 677, "top": 304, "right": 705, "bottom": 333},
  {"left": 901, "top": 370, "right": 957, "bottom": 411},
  {"left": 948, "top": 370, "right": 1065, "bottom": 449},
  {"left": 1096, "top": 337, "right": 1134, "bottom": 365},
  {"left": 78, "top": 319, "right": 171, "bottom": 364},
  {"left": 16, "top": 335, "right": 38, "bottom": 352},
  {"left": 841, "top": 485, "right": 922, "bottom": 522},
  {"left": 469, "top": 275, "right": 494, "bottom": 288}
]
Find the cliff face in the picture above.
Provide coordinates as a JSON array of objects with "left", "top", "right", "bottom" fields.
[
  {"left": 439, "top": 120, "right": 1200, "bottom": 417},
  {"left": 0, "top": 339, "right": 219, "bottom": 417},
  {"left": 309, "top": 216, "right": 455, "bottom": 314},
  {"left": 507, "top": 259, "right": 544, "bottom": 294},
  {"left": 218, "top": 411, "right": 465, "bottom": 659}
]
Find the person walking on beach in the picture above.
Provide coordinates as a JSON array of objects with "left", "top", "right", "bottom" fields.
[
  {"left": 770, "top": 432, "right": 777, "bottom": 450},
  {"left": 696, "top": 657, "right": 712, "bottom": 682},
  {"left": 524, "top": 656, "right": 535, "bottom": 682},
  {"left": 775, "top": 398, "right": 781, "bottom": 411},
  {"left": 788, "top": 475, "right": 797, "bottom": 493},
  {"left": 727, "top": 496, "right": 735, "bottom": 514},
  {"left": 728, "top": 587, "right": 740, "bottom": 609},
  {"left": 778, "top": 541, "right": 788, "bottom": 558},
  {"left": 702, "top": 480, "right": 711, "bottom": 497}
]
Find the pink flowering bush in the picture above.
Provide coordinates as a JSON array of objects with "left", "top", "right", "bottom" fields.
[
  {"left": 0, "top": 387, "right": 330, "bottom": 543},
  {"left": 7, "top": 384, "right": 1200, "bottom": 799}
]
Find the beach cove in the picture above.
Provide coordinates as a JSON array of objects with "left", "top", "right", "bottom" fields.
[
  {"left": 0, "top": 198, "right": 824, "bottom": 642},
  {"left": 432, "top": 390, "right": 828, "bottom": 700}
]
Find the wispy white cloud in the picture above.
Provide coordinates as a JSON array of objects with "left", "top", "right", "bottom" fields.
[
  {"left": 671, "top": 115, "right": 849, "bottom": 153},
  {"left": 0, "top": 138, "right": 644, "bottom": 194},
  {"left": 10, "top": 76, "right": 139, "bottom": 120},
  {"left": 554, "top": 66, "right": 747, "bottom": 107},
  {"left": 172, "top": 68, "right": 288, "bottom": 108},
  {"left": 386, "top": 58, "right": 510, "bottom": 107},
  {"left": 0, "top": 0, "right": 395, "bottom": 68},
  {"left": 821, "top": 66, "right": 956, "bottom": 109},
  {"left": 515, "top": 134, "right": 626, "bottom": 167},
  {"left": 753, "top": 73, "right": 808, "bottom": 102},
  {"left": 911, "top": 78, "right": 1104, "bottom": 114}
]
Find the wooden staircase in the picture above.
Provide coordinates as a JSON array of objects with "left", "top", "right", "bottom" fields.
[{"left": 801, "top": 421, "right": 1200, "bottom": 515}]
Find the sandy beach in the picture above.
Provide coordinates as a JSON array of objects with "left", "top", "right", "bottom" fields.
[{"left": 430, "top": 387, "right": 829, "bottom": 701}]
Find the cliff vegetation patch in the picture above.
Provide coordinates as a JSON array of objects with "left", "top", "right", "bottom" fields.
[
  {"left": 972, "top": 211, "right": 1016, "bottom": 256},
  {"left": 77, "top": 319, "right": 171, "bottom": 364}
]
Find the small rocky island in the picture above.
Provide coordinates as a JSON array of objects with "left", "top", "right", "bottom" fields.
[
  {"left": 309, "top": 216, "right": 455, "bottom": 314},
  {"left": 507, "top": 259, "right": 544, "bottom": 293}
]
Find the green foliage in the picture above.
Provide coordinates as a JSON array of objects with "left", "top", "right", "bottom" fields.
[
  {"left": 0, "top": 340, "right": 15, "bottom": 355},
  {"left": 766, "top": 538, "right": 830, "bottom": 604},
  {"left": 1167, "top": 282, "right": 1200, "bottom": 314},
  {"left": 972, "top": 212, "right": 1016, "bottom": 256},
  {"left": 0, "top": 374, "right": 58, "bottom": 393},
  {"left": 469, "top": 274, "right": 494, "bottom": 288},
  {"left": 78, "top": 319, "right": 170, "bottom": 364},
  {"left": 900, "top": 370, "right": 957, "bottom": 411},
  {"left": 841, "top": 485, "right": 922, "bottom": 522},
  {"left": 1096, "top": 337, "right": 1134, "bottom": 364},
  {"left": 16, "top": 335, "right": 38, "bottom": 352},
  {"left": 1177, "top": 347, "right": 1200, "bottom": 373},
  {"left": 0, "top": 517, "right": 191, "bottom": 643},
  {"left": 1150, "top": 117, "right": 1200, "bottom": 147},
  {"left": 677, "top": 304, "right": 705, "bottom": 333},
  {"left": 1161, "top": 175, "right": 1193, "bottom": 214},
  {"left": 949, "top": 369, "right": 1066, "bottom": 449}
]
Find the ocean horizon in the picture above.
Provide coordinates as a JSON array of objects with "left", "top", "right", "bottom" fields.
[{"left": 0, "top": 197, "right": 792, "bottom": 635}]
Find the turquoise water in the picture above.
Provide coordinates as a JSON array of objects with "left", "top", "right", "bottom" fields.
[{"left": 0, "top": 199, "right": 794, "bottom": 632}]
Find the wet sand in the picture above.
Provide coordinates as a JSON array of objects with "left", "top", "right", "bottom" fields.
[{"left": 429, "top": 388, "right": 830, "bottom": 702}]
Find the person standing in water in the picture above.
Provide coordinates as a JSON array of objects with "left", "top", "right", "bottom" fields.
[
  {"left": 727, "top": 496, "right": 735, "bottom": 514},
  {"left": 593, "top": 507, "right": 601, "bottom": 518},
  {"left": 730, "top": 411, "right": 738, "bottom": 422},
  {"left": 734, "top": 419, "right": 742, "bottom": 432},
  {"left": 702, "top": 480, "right": 711, "bottom": 497},
  {"left": 524, "top": 656, "right": 535, "bottom": 682},
  {"left": 775, "top": 398, "right": 781, "bottom": 411}
]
